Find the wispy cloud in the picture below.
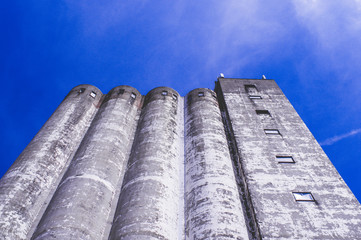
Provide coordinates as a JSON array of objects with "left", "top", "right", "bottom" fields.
[
  {"left": 194, "top": 1, "right": 293, "bottom": 74},
  {"left": 320, "top": 128, "right": 361, "bottom": 146},
  {"left": 292, "top": 0, "right": 361, "bottom": 87},
  {"left": 59, "top": 0, "right": 361, "bottom": 99},
  {"left": 61, "top": 1, "right": 293, "bottom": 75}
]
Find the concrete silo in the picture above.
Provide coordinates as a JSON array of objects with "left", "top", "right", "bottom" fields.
[
  {"left": 184, "top": 88, "right": 249, "bottom": 239},
  {"left": 31, "top": 86, "right": 142, "bottom": 240},
  {"left": 109, "top": 87, "right": 184, "bottom": 240},
  {"left": 0, "top": 85, "right": 102, "bottom": 239},
  {"left": 1, "top": 78, "right": 361, "bottom": 240}
]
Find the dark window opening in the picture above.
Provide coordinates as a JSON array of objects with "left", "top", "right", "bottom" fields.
[
  {"left": 78, "top": 88, "right": 85, "bottom": 93},
  {"left": 118, "top": 89, "right": 125, "bottom": 95},
  {"left": 256, "top": 110, "right": 270, "bottom": 115},
  {"left": 257, "top": 110, "right": 272, "bottom": 122},
  {"left": 245, "top": 84, "right": 258, "bottom": 94},
  {"left": 161, "top": 91, "right": 168, "bottom": 96},
  {"left": 172, "top": 94, "right": 178, "bottom": 100},
  {"left": 198, "top": 92, "right": 205, "bottom": 97},
  {"left": 131, "top": 93, "right": 136, "bottom": 99}
]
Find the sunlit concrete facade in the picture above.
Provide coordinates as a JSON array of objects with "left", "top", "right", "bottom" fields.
[{"left": 0, "top": 78, "right": 360, "bottom": 239}]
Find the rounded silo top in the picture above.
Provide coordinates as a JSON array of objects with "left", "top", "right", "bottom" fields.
[
  {"left": 67, "top": 84, "right": 103, "bottom": 103},
  {"left": 185, "top": 88, "right": 218, "bottom": 106},
  {"left": 143, "top": 87, "right": 180, "bottom": 108},
  {"left": 103, "top": 85, "right": 142, "bottom": 108}
]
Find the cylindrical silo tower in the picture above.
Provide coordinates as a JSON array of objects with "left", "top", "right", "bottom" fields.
[
  {"left": 0, "top": 85, "right": 102, "bottom": 240},
  {"left": 184, "top": 88, "right": 249, "bottom": 239},
  {"left": 109, "top": 87, "right": 183, "bottom": 240},
  {"left": 31, "top": 86, "right": 142, "bottom": 240}
]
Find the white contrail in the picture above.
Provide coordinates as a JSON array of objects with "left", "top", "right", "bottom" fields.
[{"left": 320, "top": 128, "right": 361, "bottom": 146}]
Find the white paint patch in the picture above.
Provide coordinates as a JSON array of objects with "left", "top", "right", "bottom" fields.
[{"left": 58, "top": 174, "right": 115, "bottom": 192}]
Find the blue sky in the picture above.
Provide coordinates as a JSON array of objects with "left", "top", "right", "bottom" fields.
[{"left": 1, "top": 1, "right": 361, "bottom": 200}]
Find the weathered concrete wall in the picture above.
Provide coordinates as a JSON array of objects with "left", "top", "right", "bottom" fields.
[
  {"left": 215, "top": 81, "right": 261, "bottom": 240},
  {"left": 184, "top": 88, "right": 249, "bottom": 240},
  {"left": 31, "top": 86, "right": 142, "bottom": 240},
  {"left": 0, "top": 85, "right": 102, "bottom": 240},
  {"left": 217, "top": 78, "right": 361, "bottom": 239},
  {"left": 109, "top": 87, "right": 183, "bottom": 240},
  {"left": 2, "top": 80, "right": 361, "bottom": 240}
]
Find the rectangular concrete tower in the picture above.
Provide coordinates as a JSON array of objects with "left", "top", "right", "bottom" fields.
[{"left": 215, "top": 78, "right": 361, "bottom": 239}]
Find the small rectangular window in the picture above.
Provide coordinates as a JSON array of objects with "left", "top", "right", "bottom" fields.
[
  {"left": 256, "top": 110, "right": 270, "bottom": 115},
  {"left": 212, "top": 93, "right": 217, "bottom": 100},
  {"left": 257, "top": 110, "right": 272, "bottom": 121},
  {"left": 293, "top": 192, "right": 315, "bottom": 202},
  {"left": 131, "top": 93, "right": 136, "bottom": 99},
  {"left": 198, "top": 92, "right": 204, "bottom": 97},
  {"left": 245, "top": 84, "right": 258, "bottom": 94},
  {"left": 172, "top": 94, "right": 178, "bottom": 100},
  {"left": 78, "top": 88, "right": 85, "bottom": 93},
  {"left": 276, "top": 156, "right": 295, "bottom": 163},
  {"left": 264, "top": 129, "right": 281, "bottom": 135},
  {"left": 249, "top": 95, "right": 262, "bottom": 99},
  {"left": 90, "top": 91, "right": 97, "bottom": 98},
  {"left": 118, "top": 89, "right": 125, "bottom": 95},
  {"left": 161, "top": 91, "right": 168, "bottom": 96}
]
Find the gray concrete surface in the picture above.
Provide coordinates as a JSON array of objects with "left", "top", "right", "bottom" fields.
[
  {"left": 217, "top": 78, "right": 361, "bottom": 239},
  {"left": 0, "top": 85, "right": 102, "bottom": 240},
  {"left": 184, "top": 88, "right": 249, "bottom": 240},
  {"left": 109, "top": 87, "right": 183, "bottom": 240},
  {"left": 1, "top": 79, "right": 361, "bottom": 240},
  {"left": 31, "top": 86, "right": 141, "bottom": 240}
]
